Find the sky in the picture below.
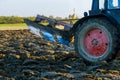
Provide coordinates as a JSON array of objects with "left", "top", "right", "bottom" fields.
[{"left": 0, "top": 0, "right": 92, "bottom": 18}]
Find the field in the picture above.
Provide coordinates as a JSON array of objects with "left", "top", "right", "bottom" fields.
[
  {"left": 0, "top": 24, "right": 28, "bottom": 30},
  {"left": 0, "top": 26, "right": 120, "bottom": 79}
]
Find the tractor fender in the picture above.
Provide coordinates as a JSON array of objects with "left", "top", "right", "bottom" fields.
[{"left": 71, "top": 14, "right": 120, "bottom": 34}]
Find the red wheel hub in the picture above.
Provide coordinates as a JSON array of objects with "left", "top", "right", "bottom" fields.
[{"left": 85, "top": 29, "right": 109, "bottom": 57}]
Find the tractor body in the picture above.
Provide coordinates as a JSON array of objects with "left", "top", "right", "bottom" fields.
[{"left": 73, "top": 0, "right": 120, "bottom": 32}]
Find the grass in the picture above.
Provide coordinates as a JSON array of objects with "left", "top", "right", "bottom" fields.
[
  {"left": 0, "top": 23, "right": 28, "bottom": 30},
  {"left": 0, "top": 23, "right": 27, "bottom": 27}
]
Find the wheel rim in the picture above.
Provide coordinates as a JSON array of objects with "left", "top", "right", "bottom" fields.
[{"left": 84, "top": 28, "right": 109, "bottom": 57}]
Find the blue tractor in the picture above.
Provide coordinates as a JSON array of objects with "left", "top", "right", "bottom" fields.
[{"left": 25, "top": 0, "right": 120, "bottom": 64}]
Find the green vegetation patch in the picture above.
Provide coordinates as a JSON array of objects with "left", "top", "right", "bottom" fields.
[
  {"left": 0, "top": 23, "right": 27, "bottom": 27},
  {"left": 0, "top": 23, "right": 28, "bottom": 30}
]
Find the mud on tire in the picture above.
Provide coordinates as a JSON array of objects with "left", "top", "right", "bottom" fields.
[{"left": 74, "top": 18, "right": 119, "bottom": 63}]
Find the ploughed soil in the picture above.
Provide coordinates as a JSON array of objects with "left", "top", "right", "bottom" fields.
[{"left": 0, "top": 30, "right": 120, "bottom": 80}]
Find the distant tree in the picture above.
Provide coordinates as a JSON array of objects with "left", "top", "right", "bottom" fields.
[
  {"left": 55, "top": 16, "right": 62, "bottom": 20},
  {"left": 64, "top": 17, "right": 68, "bottom": 20},
  {"left": 0, "top": 16, "right": 6, "bottom": 23},
  {"left": 49, "top": 15, "right": 54, "bottom": 19},
  {"left": 26, "top": 17, "right": 35, "bottom": 21},
  {"left": 69, "top": 14, "right": 76, "bottom": 19},
  {"left": 0, "top": 16, "right": 35, "bottom": 24}
]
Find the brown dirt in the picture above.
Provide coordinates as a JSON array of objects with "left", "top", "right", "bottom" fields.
[{"left": 0, "top": 30, "right": 120, "bottom": 80}]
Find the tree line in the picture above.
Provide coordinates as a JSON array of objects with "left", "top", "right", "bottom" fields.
[
  {"left": 0, "top": 14, "right": 80, "bottom": 24},
  {"left": 0, "top": 16, "right": 35, "bottom": 24}
]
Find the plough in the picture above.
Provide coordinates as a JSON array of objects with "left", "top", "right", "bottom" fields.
[
  {"left": 24, "top": 15, "right": 75, "bottom": 46},
  {"left": 25, "top": 0, "right": 120, "bottom": 64}
]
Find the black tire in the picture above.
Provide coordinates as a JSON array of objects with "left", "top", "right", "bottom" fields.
[{"left": 74, "top": 18, "right": 119, "bottom": 63}]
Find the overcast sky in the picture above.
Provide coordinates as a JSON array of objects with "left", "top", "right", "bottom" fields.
[{"left": 0, "top": 0, "right": 92, "bottom": 17}]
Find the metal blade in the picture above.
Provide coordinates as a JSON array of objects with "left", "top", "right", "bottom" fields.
[{"left": 24, "top": 19, "right": 71, "bottom": 46}]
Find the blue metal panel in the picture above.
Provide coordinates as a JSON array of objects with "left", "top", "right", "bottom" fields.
[{"left": 92, "top": 0, "right": 99, "bottom": 10}]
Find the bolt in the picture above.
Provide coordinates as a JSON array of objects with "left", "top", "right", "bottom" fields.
[
  {"left": 106, "top": 43, "right": 108, "bottom": 46},
  {"left": 88, "top": 34, "right": 90, "bottom": 36},
  {"left": 100, "top": 31, "right": 102, "bottom": 34}
]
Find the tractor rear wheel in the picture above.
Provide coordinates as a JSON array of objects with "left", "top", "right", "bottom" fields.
[{"left": 74, "top": 18, "right": 119, "bottom": 63}]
